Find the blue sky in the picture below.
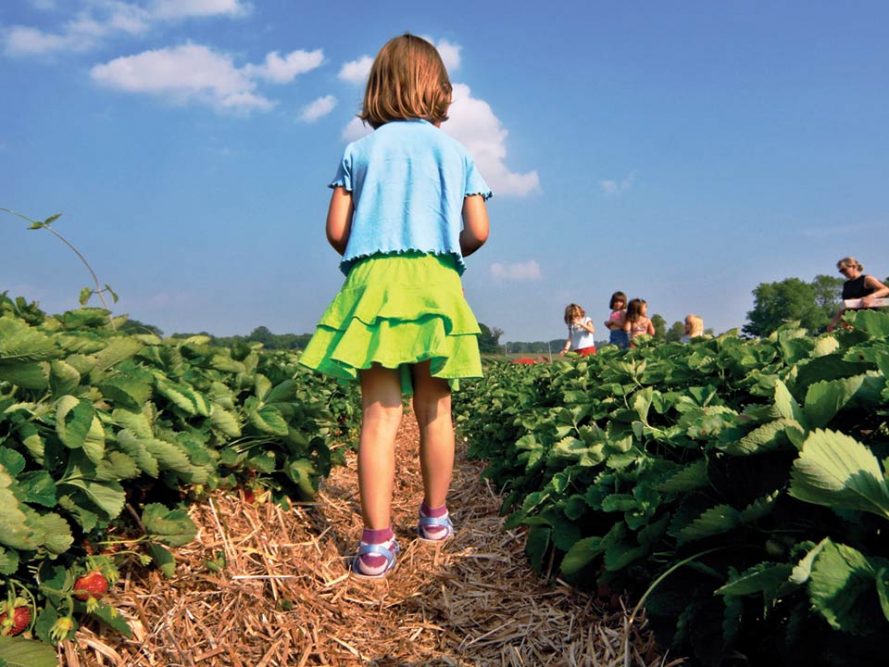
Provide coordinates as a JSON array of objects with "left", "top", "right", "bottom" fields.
[{"left": 2, "top": 1, "right": 888, "bottom": 342}]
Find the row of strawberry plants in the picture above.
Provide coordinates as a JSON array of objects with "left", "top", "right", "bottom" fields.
[
  {"left": 454, "top": 312, "right": 889, "bottom": 666},
  {"left": 0, "top": 294, "right": 358, "bottom": 661}
]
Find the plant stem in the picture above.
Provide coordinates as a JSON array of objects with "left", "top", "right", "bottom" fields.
[
  {"left": 39, "top": 223, "right": 110, "bottom": 311},
  {"left": 1, "top": 208, "right": 116, "bottom": 328}
]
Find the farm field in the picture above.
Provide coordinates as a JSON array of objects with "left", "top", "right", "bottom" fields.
[
  {"left": 0, "top": 296, "right": 665, "bottom": 666},
  {"left": 55, "top": 417, "right": 667, "bottom": 666},
  {"left": 453, "top": 312, "right": 889, "bottom": 666},
  {"left": 2, "top": 294, "right": 889, "bottom": 666}
]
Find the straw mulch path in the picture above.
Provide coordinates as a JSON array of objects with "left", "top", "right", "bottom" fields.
[{"left": 60, "top": 409, "right": 683, "bottom": 666}]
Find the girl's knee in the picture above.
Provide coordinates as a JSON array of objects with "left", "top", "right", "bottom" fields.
[
  {"left": 413, "top": 392, "right": 451, "bottom": 426},
  {"left": 363, "top": 399, "right": 403, "bottom": 426}
]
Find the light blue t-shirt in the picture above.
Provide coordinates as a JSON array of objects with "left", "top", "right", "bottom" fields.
[{"left": 330, "top": 119, "right": 492, "bottom": 275}]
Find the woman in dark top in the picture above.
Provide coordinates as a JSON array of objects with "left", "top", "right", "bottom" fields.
[{"left": 827, "top": 256, "right": 889, "bottom": 330}]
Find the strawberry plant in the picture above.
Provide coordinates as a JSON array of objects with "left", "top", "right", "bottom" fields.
[
  {"left": 0, "top": 292, "right": 359, "bottom": 651},
  {"left": 455, "top": 311, "right": 889, "bottom": 666}
]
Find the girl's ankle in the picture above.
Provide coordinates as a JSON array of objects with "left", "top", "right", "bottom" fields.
[
  {"left": 420, "top": 502, "right": 447, "bottom": 518},
  {"left": 361, "top": 526, "right": 394, "bottom": 544}
]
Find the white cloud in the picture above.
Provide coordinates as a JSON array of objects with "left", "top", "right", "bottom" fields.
[
  {"left": 338, "top": 55, "right": 373, "bottom": 84},
  {"left": 90, "top": 44, "right": 275, "bottom": 112},
  {"left": 244, "top": 49, "right": 324, "bottom": 83},
  {"left": 421, "top": 36, "right": 460, "bottom": 72},
  {"left": 490, "top": 260, "right": 542, "bottom": 282},
  {"left": 3, "top": 25, "right": 89, "bottom": 56},
  {"left": 299, "top": 95, "right": 337, "bottom": 122},
  {"left": 3, "top": 0, "right": 250, "bottom": 56},
  {"left": 342, "top": 116, "right": 372, "bottom": 142},
  {"left": 149, "top": 0, "right": 250, "bottom": 19},
  {"left": 599, "top": 172, "right": 637, "bottom": 196},
  {"left": 443, "top": 83, "right": 540, "bottom": 197}
]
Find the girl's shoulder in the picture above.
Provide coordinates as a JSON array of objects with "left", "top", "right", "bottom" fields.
[{"left": 346, "top": 121, "right": 470, "bottom": 164}]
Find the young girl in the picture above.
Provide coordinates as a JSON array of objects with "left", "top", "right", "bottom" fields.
[
  {"left": 299, "top": 34, "right": 491, "bottom": 579},
  {"left": 603, "top": 291, "right": 628, "bottom": 349},
  {"left": 623, "top": 298, "right": 655, "bottom": 345},
  {"left": 681, "top": 314, "right": 704, "bottom": 342},
  {"left": 560, "top": 304, "right": 597, "bottom": 356}
]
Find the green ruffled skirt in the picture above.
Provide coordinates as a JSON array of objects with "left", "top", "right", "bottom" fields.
[{"left": 299, "top": 252, "right": 482, "bottom": 394}]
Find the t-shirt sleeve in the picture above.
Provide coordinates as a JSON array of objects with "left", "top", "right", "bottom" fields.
[
  {"left": 464, "top": 154, "right": 492, "bottom": 200},
  {"left": 329, "top": 148, "right": 353, "bottom": 191}
]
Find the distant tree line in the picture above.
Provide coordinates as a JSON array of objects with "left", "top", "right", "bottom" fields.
[
  {"left": 119, "top": 273, "right": 862, "bottom": 353},
  {"left": 169, "top": 325, "right": 313, "bottom": 350},
  {"left": 120, "top": 321, "right": 506, "bottom": 354}
]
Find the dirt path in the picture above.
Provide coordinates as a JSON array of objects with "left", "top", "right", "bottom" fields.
[{"left": 62, "top": 413, "right": 671, "bottom": 666}]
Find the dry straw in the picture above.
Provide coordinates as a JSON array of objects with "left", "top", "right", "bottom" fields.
[{"left": 59, "top": 412, "right": 681, "bottom": 666}]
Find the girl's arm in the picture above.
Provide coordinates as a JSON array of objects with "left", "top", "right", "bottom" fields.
[
  {"left": 560, "top": 334, "right": 571, "bottom": 355},
  {"left": 460, "top": 195, "right": 490, "bottom": 257},
  {"left": 646, "top": 319, "right": 656, "bottom": 335},
  {"left": 326, "top": 186, "right": 354, "bottom": 255},
  {"left": 578, "top": 318, "right": 595, "bottom": 333}
]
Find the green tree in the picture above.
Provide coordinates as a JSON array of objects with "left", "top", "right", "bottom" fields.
[
  {"left": 477, "top": 322, "right": 503, "bottom": 354},
  {"left": 118, "top": 318, "right": 163, "bottom": 337},
  {"left": 248, "top": 326, "right": 274, "bottom": 345},
  {"left": 666, "top": 321, "right": 685, "bottom": 343},
  {"left": 651, "top": 313, "right": 666, "bottom": 339},
  {"left": 744, "top": 275, "right": 843, "bottom": 337}
]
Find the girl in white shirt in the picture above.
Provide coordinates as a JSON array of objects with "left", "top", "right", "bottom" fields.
[{"left": 560, "top": 303, "right": 597, "bottom": 356}]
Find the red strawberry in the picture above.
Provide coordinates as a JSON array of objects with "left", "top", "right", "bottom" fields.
[
  {"left": 73, "top": 571, "right": 109, "bottom": 601},
  {"left": 0, "top": 606, "right": 31, "bottom": 636}
]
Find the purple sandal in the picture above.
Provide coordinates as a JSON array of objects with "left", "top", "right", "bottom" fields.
[
  {"left": 417, "top": 513, "right": 454, "bottom": 543},
  {"left": 350, "top": 539, "right": 400, "bottom": 579}
]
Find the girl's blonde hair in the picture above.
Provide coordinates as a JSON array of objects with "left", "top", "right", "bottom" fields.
[
  {"left": 564, "top": 303, "right": 585, "bottom": 325},
  {"left": 625, "top": 298, "right": 647, "bottom": 323},
  {"left": 360, "top": 34, "right": 452, "bottom": 129},
  {"left": 836, "top": 256, "right": 863, "bottom": 272},
  {"left": 685, "top": 314, "right": 704, "bottom": 337}
]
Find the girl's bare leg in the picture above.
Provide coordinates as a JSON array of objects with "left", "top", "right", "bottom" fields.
[
  {"left": 358, "top": 364, "right": 403, "bottom": 529},
  {"left": 411, "top": 361, "right": 454, "bottom": 508}
]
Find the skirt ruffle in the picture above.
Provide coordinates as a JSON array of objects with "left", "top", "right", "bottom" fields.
[{"left": 299, "top": 252, "right": 482, "bottom": 393}]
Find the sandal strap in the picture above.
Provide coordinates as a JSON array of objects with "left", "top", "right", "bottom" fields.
[
  {"left": 357, "top": 542, "right": 397, "bottom": 565},
  {"left": 418, "top": 515, "right": 452, "bottom": 529}
]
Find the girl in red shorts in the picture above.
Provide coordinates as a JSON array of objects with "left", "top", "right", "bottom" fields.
[{"left": 560, "top": 303, "right": 597, "bottom": 356}]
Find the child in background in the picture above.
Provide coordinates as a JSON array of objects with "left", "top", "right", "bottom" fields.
[
  {"left": 560, "top": 304, "right": 597, "bottom": 356},
  {"left": 299, "top": 34, "right": 492, "bottom": 579},
  {"left": 623, "top": 298, "right": 655, "bottom": 345},
  {"left": 604, "top": 291, "right": 629, "bottom": 349},
  {"left": 681, "top": 314, "right": 704, "bottom": 342}
]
